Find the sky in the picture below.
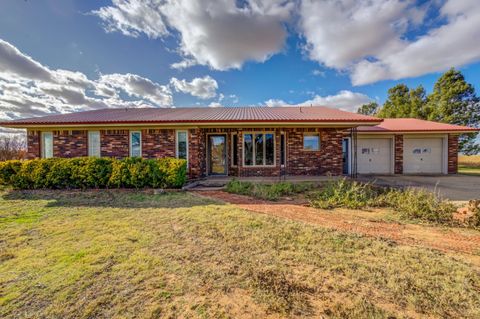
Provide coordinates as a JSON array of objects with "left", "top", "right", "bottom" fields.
[{"left": 1, "top": 0, "right": 480, "bottom": 134}]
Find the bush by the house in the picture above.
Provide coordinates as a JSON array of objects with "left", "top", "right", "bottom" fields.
[
  {"left": 309, "top": 179, "right": 457, "bottom": 225},
  {"left": 0, "top": 157, "right": 187, "bottom": 189},
  {"left": 226, "top": 179, "right": 314, "bottom": 201},
  {"left": 308, "top": 179, "right": 384, "bottom": 209}
]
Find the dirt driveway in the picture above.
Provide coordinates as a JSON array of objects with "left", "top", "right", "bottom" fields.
[
  {"left": 357, "top": 174, "right": 480, "bottom": 201},
  {"left": 194, "top": 190, "right": 480, "bottom": 267}
]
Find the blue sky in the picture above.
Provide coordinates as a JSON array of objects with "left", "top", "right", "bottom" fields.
[{"left": 0, "top": 0, "right": 480, "bottom": 127}]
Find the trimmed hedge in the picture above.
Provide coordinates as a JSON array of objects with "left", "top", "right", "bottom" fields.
[{"left": 0, "top": 157, "right": 187, "bottom": 189}]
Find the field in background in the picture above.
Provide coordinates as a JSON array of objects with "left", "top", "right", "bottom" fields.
[
  {"left": 459, "top": 155, "right": 480, "bottom": 175},
  {"left": 1, "top": 190, "right": 479, "bottom": 318}
]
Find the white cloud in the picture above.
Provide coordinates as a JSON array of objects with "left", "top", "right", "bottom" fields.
[
  {"left": 98, "top": 73, "right": 172, "bottom": 106},
  {"left": 93, "top": 0, "right": 293, "bottom": 70},
  {"left": 91, "top": 0, "right": 168, "bottom": 38},
  {"left": 265, "top": 98, "right": 288, "bottom": 107},
  {"left": 351, "top": 0, "right": 480, "bottom": 85},
  {"left": 265, "top": 90, "right": 372, "bottom": 112},
  {"left": 299, "top": 0, "right": 480, "bottom": 85},
  {"left": 300, "top": 90, "right": 372, "bottom": 112},
  {"left": 0, "top": 39, "right": 175, "bottom": 122},
  {"left": 170, "top": 75, "right": 218, "bottom": 99},
  {"left": 208, "top": 102, "right": 223, "bottom": 107}
]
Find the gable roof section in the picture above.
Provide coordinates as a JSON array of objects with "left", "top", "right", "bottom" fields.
[
  {"left": 357, "top": 118, "right": 478, "bottom": 133},
  {"left": 0, "top": 106, "right": 381, "bottom": 127}
]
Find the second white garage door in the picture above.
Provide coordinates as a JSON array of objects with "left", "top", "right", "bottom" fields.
[
  {"left": 357, "top": 138, "right": 392, "bottom": 174},
  {"left": 403, "top": 138, "right": 444, "bottom": 174}
]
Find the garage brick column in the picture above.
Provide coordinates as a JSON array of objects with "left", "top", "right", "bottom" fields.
[
  {"left": 394, "top": 135, "right": 403, "bottom": 174},
  {"left": 447, "top": 134, "right": 458, "bottom": 174}
]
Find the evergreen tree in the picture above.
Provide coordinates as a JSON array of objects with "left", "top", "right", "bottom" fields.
[
  {"left": 377, "top": 84, "right": 427, "bottom": 118},
  {"left": 426, "top": 68, "right": 480, "bottom": 154}
]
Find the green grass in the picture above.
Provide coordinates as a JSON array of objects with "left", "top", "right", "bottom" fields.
[{"left": 1, "top": 190, "right": 480, "bottom": 318}]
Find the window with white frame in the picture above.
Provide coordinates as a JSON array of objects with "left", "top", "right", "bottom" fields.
[
  {"left": 129, "top": 131, "right": 142, "bottom": 157},
  {"left": 41, "top": 132, "right": 53, "bottom": 158},
  {"left": 88, "top": 131, "right": 101, "bottom": 157},
  {"left": 303, "top": 133, "right": 320, "bottom": 151},
  {"left": 243, "top": 133, "right": 274, "bottom": 166},
  {"left": 176, "top": 130, "right": 188, "bottom": 162}
]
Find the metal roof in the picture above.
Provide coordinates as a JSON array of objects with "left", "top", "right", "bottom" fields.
[
  {"left": 0, "top": 106, "right": 381, "bottom": 126},
  {"left": 357, "top": 118, "right": 479, "bottom": 133}
]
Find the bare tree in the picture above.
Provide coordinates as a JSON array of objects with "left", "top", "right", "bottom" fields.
[{"left": 0, "top": 135, "right": 26, "bottom": 161}]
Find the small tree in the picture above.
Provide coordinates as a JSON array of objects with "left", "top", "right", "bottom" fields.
[
  {"left": 357, "top": 102, "right": 379, "bottom": 115},
  {"left": 0, "top": 135, "right": 26, "bottom": 161}
]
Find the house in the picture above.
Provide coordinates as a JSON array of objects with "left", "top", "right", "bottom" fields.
[{"left": 0, "top": 106, "right": 477, "bottom": 179}]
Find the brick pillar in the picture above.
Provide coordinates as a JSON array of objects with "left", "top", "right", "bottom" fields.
[
  {"left": 448, "top": 134, "right": 458, "bottom": 174},
  {"left": 188, "top": 128, "right": 206, "bottom": 179},
  {"left": 26, "top": 130, "right": 41, "bottom": 159},
  {"left": 394, "top": 135, "right": 403, "bottom": 174}
]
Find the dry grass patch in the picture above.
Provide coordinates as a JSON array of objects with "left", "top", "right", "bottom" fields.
[{"left": 0, "top": 190, "right": 479, "bottom": 318}]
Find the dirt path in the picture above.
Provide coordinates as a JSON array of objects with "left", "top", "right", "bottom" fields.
[{"left": 194, "top": 190, "right": 480, "bottom": 266}]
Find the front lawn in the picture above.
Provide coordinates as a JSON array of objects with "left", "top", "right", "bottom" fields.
[{"left": 1, "top": 190, "right": 479, "bottom": 318}]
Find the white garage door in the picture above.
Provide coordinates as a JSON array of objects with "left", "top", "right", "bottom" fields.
[
  {"left": 357, "top": 138, "right": 392, "bottom": 174},
  {"left": 404, "top": 138, "right": 444, "bottom": 174}
]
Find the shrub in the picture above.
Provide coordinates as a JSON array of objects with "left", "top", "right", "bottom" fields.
[
  {"left": 226, "top": 180, "right": 314, "bottom": 201},
  {"left": 0, "top": 157, "right": 186, "bottom": 189},
  {"left": 309, "top": 179, "right": 382, "bottom": 209},
  {"left": 309, "top": 178, "right": 457, "bottom": 225},
  {"left": 378, "top": 188, "right": 456, "bottom": 224}
]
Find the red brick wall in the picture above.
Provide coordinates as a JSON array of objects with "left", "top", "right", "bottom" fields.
[
  {"left": 142, "top": 129, "right": 175, "bottom": 158},
  {"left": 448, "top": 134, "right": 458, "bottom": 174},
  {"left": 285, "top": 128, "right": 343, "bottom": 176},
  {"left": 26, "top": 130, "right": 41, "bottom": 159},
  {"left": 101, "top": 129, "right": 129, "bottom": 158},
  {"left": 394, "top": 135, "right": 403, "bottom": 174},
  {"left": 26, "top": 126, "right": 345, "bottom": 178},
  {"left": 53, "top": 130, "right": 88, "bottom": 158}
]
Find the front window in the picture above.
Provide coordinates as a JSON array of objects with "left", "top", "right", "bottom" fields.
[
  {"left": 244, "top": 133, "right": 275, "bottom": 166},
  {"left": 88, "top": 131, "right": 101, "bottom": 157},
  {"left": 41, "top": 132, "right": 53, "bottom": 158},
  {"left": 130, "top": 131, "right": 142, "bottom": 157},
  {"left": 176, "top": 130, "right": 188, "bottom": 161},
  {"left": 303, "top": 133, "right": 320, "bottom": 151}
]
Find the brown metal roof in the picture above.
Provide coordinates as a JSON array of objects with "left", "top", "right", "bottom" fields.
[
  {"left": 0, "top": 106, "right": 382, "bottom": 126},
  {"left": 357, "top": 118, "right": 479, "bottom": 133}
]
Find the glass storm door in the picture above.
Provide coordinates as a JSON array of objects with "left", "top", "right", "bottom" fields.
[
  {"left": 209, "top": 135, "right": 227, "bottom": 175},
  {"left": 342, "top": 138, "right": 350, "bottom": 175}
]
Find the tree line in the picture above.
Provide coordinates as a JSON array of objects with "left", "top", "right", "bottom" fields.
[{"left": 358, "top": 68, "right": 480, "bottom": 154}]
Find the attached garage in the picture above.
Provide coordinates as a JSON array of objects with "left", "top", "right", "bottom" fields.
[
  {"left": 403, "top": 136, "right": 445, "bottom": 174},
  {"left": 357, "top": 137, "right": 393, "bottom": 174}
]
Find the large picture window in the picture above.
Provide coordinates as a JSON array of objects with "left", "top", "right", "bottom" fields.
[
  {"left": 176, "top": 130, "right": 188, "bottom": 162},
  {"left": 41, "top": 132, "right": 53, "bottom": 158},
  {"left": 129, "top": 131, "right": 142, "bottom": 157},
  {"left": 303, "top": 133, "right": 320, "bottom": 151},
  {"left": 244, "top": 133, "right": 275, "bottom": 166},
  {"left": 88, "top": 131, "right": 101, "bottom": 157}
]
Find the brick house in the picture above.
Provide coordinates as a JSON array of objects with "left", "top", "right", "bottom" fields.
[{"left": 0, "top": 106, "right": 477, "bottom": 179}]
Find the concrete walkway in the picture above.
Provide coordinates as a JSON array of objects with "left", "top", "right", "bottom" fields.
[{"left": 357, "top": 174, "right": 480, "bottom": 201}]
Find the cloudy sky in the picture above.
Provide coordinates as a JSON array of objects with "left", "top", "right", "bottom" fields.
[{"left": 1, "top": 0, "right": 480, "bottom": 127}]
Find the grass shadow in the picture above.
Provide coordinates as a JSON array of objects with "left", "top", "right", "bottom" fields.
[{"left": 1, "top": 189, "right": 222, "bottom": 209}]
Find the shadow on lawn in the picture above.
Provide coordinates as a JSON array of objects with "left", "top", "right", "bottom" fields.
[{"left": 1, "top": 189, "right": 222, "bottom": 209}]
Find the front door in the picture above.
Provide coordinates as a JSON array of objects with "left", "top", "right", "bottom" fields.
[{"left": 208, "top": 135, "right": 227, "bottom": 175}]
